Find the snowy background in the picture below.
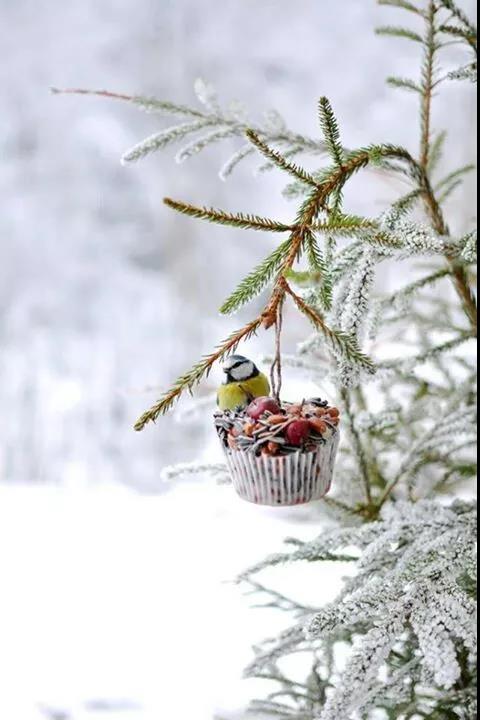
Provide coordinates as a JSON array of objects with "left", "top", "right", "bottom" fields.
[{"left": 0, "top": 1, "right": 476, "bottom": 718}]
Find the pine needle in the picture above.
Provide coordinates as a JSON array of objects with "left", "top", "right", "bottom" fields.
[
  {"left": 121, "top": 120, "right": 215, "bottom": 163},
  {"left": 312, "top": 217, "right": 378, "bottom": 236},
  {"left": 380, "top": 333, "right": 475, "bottom": 370},
  {"left": 378, "top": 0, "right": 425, "bottom": 15},
  {"left": 438, "top": 179, "right": 464, "bottom": 204},
  {"left": 428, "top": 131, "right": 448, "bottom": 174},
  {"left": 387, "top": 77, "right": 422, "bottom": 93},
  {"left": 318, "top": 97, "right": 345, "bottom": 168},
  {"left": 376, "top": 26, "right": 424, "bottom": 43},
  {"left": 381, "top": 268, "right": 451, "bottom": 310},
  {"left": 304, "top": 232, "right": 333, "bottom": 310},
  {"left": 175, "top": 128, "right": 238, "bottom": 163},
  {"left": 434, "top": 164, "right": 476, "bottom": 193},
  {"left": 245, "top": 130, "right": 319, "bottom": 187},
  {"left": 163, "top": 198, "right": 295, "bottom": 232},
  {"left": 219, "top": 145, "right": 256, "bottom": 181}
]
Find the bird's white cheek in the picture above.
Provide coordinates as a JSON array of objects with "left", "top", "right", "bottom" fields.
[{"left": 232, "top": 363, "right": 254, "bottom": 381}]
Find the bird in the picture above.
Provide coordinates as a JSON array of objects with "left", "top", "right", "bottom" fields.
[{"left": 217, "top": 355, "right": 270, "bottom": 411}]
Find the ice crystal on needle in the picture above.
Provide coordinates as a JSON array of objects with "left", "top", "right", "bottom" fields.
[{"left": 243, "top": 501, "right": 477, "bottom": 719}]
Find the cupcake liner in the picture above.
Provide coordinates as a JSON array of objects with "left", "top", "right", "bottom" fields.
[{"left": 223, "top": 431, "right": 340, "bottom": 506}]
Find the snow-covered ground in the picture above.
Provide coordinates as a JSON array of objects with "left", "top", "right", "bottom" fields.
[{"left": 0, "top": 481, "right": 347, "bottom": 720}]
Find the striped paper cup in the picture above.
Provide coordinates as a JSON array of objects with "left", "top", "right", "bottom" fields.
[{"left": 223, "top": 431, "right": 340, "bottom": 506}]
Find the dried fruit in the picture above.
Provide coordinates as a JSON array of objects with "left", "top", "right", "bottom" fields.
[
  {"left": 246, "top": 396, "right": 281, "bottom": 420},
  {"left": 326, "top": 407, "right": 340, "bottom": 418},
  {"left": 309, "top": 418, "right": 327, "bottom": 435},
  {"left": 286, "top": 404, "right": 303, "bottom": 416},
  {"left": 216, "top": 395, "right": 340, "bottom": 456},
  {"left": 286, "top": 419, "right": 310, "bottom": 445},
  {"left": 267, "top": 414, "right": 287, "bottom": 425},
  {"left": 243, "top": 421, "right": 256, "bottom": 437}
]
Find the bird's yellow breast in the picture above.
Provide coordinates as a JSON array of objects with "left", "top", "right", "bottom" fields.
[{"left": 217, "top": 372, "right": 270, "bottom": 411}]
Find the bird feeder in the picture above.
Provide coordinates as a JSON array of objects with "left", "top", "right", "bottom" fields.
[{"left": 214, "top": 396, "right": 340, "bottom": 506}]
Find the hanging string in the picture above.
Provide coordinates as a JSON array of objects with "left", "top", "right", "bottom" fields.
[{"left": 270, "top": 299, "right": 284, "bottom": 402}]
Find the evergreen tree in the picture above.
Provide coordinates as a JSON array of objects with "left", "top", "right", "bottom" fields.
[{"left": 55, "top": 1, "right": 477, "bottom": 717}]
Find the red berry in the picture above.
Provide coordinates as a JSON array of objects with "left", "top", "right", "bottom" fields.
[
  {"left": 246, "top": 397, "right": 281, "bottom": 420},
  {"left": 286, "top": 419, "right": 311, "bottom": 446},
  {"left": 309, "top": 418, "right": 327, "bottom": 435}
]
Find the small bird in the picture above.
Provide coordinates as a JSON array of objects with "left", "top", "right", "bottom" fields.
[{"left": 217, "top": 355, "right": 270, "bottom": 411}]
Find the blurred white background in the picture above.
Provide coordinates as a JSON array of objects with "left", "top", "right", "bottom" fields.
[{"left": 0, "top": 1, "right": 476, "bottom": 718}]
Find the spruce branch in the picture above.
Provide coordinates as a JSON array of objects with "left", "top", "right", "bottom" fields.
[
  {"left": 239, "top": 548, "right": 358, "bottom": 580},
  {"left": 437, "top": 179, "right": 464, "bottom": 204},
  {"left": 377, "top": 403, "right": 476, "bottom": 507},
  {"left": 341, "top": 388, "right": 374, "bottom": 505},
  {"left": 438, "top": 0, "right": 478, "bottom": 38},
  {"left": 448, "top": 62, "right": 478, "bottom": 82},
  {"left": 318, "top": 97, "right": 345, "bottom": 168},
  {"left": 137, "top": 127, "right": 391, "bottom": 426},
  {"left": 428, "top": 130, "right": 448, "bottom": 173},
  {"left": 435, "top": 164, "right": 476, "bottom": 193},
  {"left": 52, "top": 86, "right": 326, "bottom": 176},
  {"left": 134, "top": 319, "right": 262, "bottom": 429},
  {"left": 255, "top": 145, "right": 305, "bottom": 176},
  {"left": 391, "top": 188, "right": 424, "bottom": 214},
  {"left": 439, "top": 23, "right": 478, "bottom": 52},
  {"left": 419, "top": 174, "right": 477, "bottom": 336},
  {"left": 163, "top": 198, "right": 296, "bottom": 233},
  {"left": 420, "top": 1, "right": 439, "bottom": 171},
  {"left": 304, "top": 231, "right": 333, "bottom": 310},
  {"left": 161, "top": 461, "right": 228, "bottom": 483},
  {"left": 408, "top": 333, "right": 475, "bottom": 365},
  {"left": 379, "top": 334, "right": 475, "bottom": 379},
  {"left": 400, "top": 1, "right": 479, "bottom": 335},
  {"left": 50, "top": 86, "right": 207, "bottom": 118},
  {"left": 174, "top": 127, "right": 239, "bottom": 163},
  {"left": 283, "top": 281, "right": 376, "bottom": 374},
  {"left": 311, "top": 217, "right": 379, "bottom": 235},
  {"left": 376, "top": 26, "right": 424, "bottom": 43},
  {"left": 378, "top": 0, "right": 425, "bottom": 15},
  {"left": 387, "top": 76, "right": 423, "bottom": 93},
  {"left": 314, "top": 145, "right": 420, "bottom": 201},
  {"left": 220, "top": 238, "right": 293, "bottom": 315},
  {"left": 245, "top": 129, "right": 319, "bottom": 187},
  {"left": 219, "top": 144, "right": 256, "bottom": 181},
  {"left": 120, "top": 120, "right": 217, "bottom": 163},
  {"left": 253, "top": 145, "right": 385, "bottom": 333},
  {"left": 382, "top": 268, "right": 451, "bottom": 310}
]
